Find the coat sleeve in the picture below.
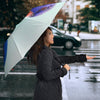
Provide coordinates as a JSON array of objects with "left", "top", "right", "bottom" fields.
[
  {"left": 58, "top": 54, "right": 87, "bottom": 64},
  {"left": 38, "top": 49, "right": 67, "bottom": 81},
  {"left": 52, "top": 49, "right": 87, "bottom": 64}
]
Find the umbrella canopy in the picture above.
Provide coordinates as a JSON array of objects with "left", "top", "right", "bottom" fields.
[{"left": 4, "top": 2, "right": 65, "bottom": 77}]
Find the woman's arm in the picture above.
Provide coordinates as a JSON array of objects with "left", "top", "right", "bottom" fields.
[
  {"left": 52, "top": 49, "right": 95, "bottom": 64},
  {"left": 58, "top": 54, "right": 87, "bottom": 64}
]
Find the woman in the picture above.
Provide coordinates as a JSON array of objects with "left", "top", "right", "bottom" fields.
[{"left": 27, "top": 27, "right": 95, "bottom": 100}]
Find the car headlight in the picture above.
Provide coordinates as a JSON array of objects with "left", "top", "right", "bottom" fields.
[
  {"left": 74, "top": 36, "right": 81, "bottom": 41},
  {"left": 7, "top": 33, "right": 11, "bottom": 36}
]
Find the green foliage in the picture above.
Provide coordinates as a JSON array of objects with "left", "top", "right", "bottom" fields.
[
  {"left": 83, "top": 0, "right": 100, "bottom": 17},
  {"left": 90, "top": 0, "right": 100, "bottom": 9},
  {"left": 80, "top": 0, "right": 100, "bottom": 29},
  {"left": 80, "top": 7, "right": 100, "bottom": 20}
]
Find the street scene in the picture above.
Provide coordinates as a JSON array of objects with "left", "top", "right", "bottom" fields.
[
  {"left": 61, "top": 37, "right": 100, "bottom": 100},
  {"left": 0, "top": 0, "right": 100, "bottom": 100},
  {"left": 0, "top": 32, "right": 100, "bottom": 100}
]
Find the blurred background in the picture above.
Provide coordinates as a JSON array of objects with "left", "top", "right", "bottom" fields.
[{"left": 0, "top": 0, "right": 100, "bottom": 33}]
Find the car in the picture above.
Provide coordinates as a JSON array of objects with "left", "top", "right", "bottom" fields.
[
  {"left": 49, "top": 26, "right": 81, "bottom": 49},
  {"left": 0, "top": 27, "right": 13, "bottom": 41}
]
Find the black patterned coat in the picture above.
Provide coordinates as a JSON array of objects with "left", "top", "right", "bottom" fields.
[{"left": 33, "top": 46, "right": 87, "bottom": 100}]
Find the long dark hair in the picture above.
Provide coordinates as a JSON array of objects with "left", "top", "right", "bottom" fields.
[{"left": 27, "top": 27, "right": 51, "bottom": 65}]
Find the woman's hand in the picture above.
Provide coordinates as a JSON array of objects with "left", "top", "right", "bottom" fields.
[
  {"left": 63, "top": 64, "right": 70, "bottom": 71},
  {"left": 86, "top": 55, "right": 96, "bottom": 60}
]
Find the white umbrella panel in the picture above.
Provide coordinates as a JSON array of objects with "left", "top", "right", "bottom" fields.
[{"left": 4, "top": 2, "right": 65, "bottom": 77}]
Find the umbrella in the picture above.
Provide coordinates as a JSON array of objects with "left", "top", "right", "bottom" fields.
[{"left": 4, "top": 2, "right": 65, "bottom": 77}]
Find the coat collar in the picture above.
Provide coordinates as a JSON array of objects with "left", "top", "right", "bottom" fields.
[{"left": 43, "top": 45, "right": 50, "bottom": 49}]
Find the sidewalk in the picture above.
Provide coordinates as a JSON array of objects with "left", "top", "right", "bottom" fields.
[{"left": 62, "top": 31, "right": 100, "bottom": 40}]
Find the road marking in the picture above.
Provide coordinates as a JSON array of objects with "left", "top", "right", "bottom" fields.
[
  {"left": 76, "top": 53, "right": 100, "bottom": 56},
  {"left": 74, "top": 50, "right": 100, "bottom": 53},
  {"left": 95, "top": 76, "right": 100, "bottom": 82},
  {"left": 89, "top": 69, "right": 100, "bottom": 74},
  {"left": 0, "top": 72, "right": 36, "bottom": 75},
  {"left": 85, "top": 63, "right": 100, "bottom": 67},
  {"left": 76, "top": 49, "right": 100, "bottom": 51}
]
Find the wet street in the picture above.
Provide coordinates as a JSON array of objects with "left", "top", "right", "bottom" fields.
[
  {"left": 60, "top": 40, "right": 100, "bottom": 100},
  {"left": 0, "top": 40, "right": 100, "bottom": 100}
]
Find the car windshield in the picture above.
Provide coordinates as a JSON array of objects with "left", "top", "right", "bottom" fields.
[{"left": 51, "top": 27, "right": 62, "bottom": 36}]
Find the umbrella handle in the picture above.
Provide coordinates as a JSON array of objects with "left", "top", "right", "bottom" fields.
[{"left": 69, "top": 70, "right": 71, "bottom": 79}]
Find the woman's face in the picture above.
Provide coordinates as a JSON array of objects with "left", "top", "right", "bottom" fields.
[{"left": 44, "top": 29, "right": 54, "bottom": 47}]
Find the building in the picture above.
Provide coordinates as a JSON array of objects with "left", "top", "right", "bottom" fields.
[{"left": 60, "top": 0, "right": 91, "bottom": 24}]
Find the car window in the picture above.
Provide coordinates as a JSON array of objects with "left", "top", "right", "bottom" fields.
[
  {"left": 52, "top": 28, "right": 57, "bottom": 34},
  {"left": 51, "top": 28, "right": 61, "bottom": 36},
  {"left": 53, "top": 33, "right": 59, "bottom": 36}
]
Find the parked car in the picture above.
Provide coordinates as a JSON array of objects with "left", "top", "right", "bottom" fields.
[
  {"left": 49, "top": 26, "right": 81, "bottom": 49},
  {"left": 0, "top": 27, "right": 13, "bottom": 41}
]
